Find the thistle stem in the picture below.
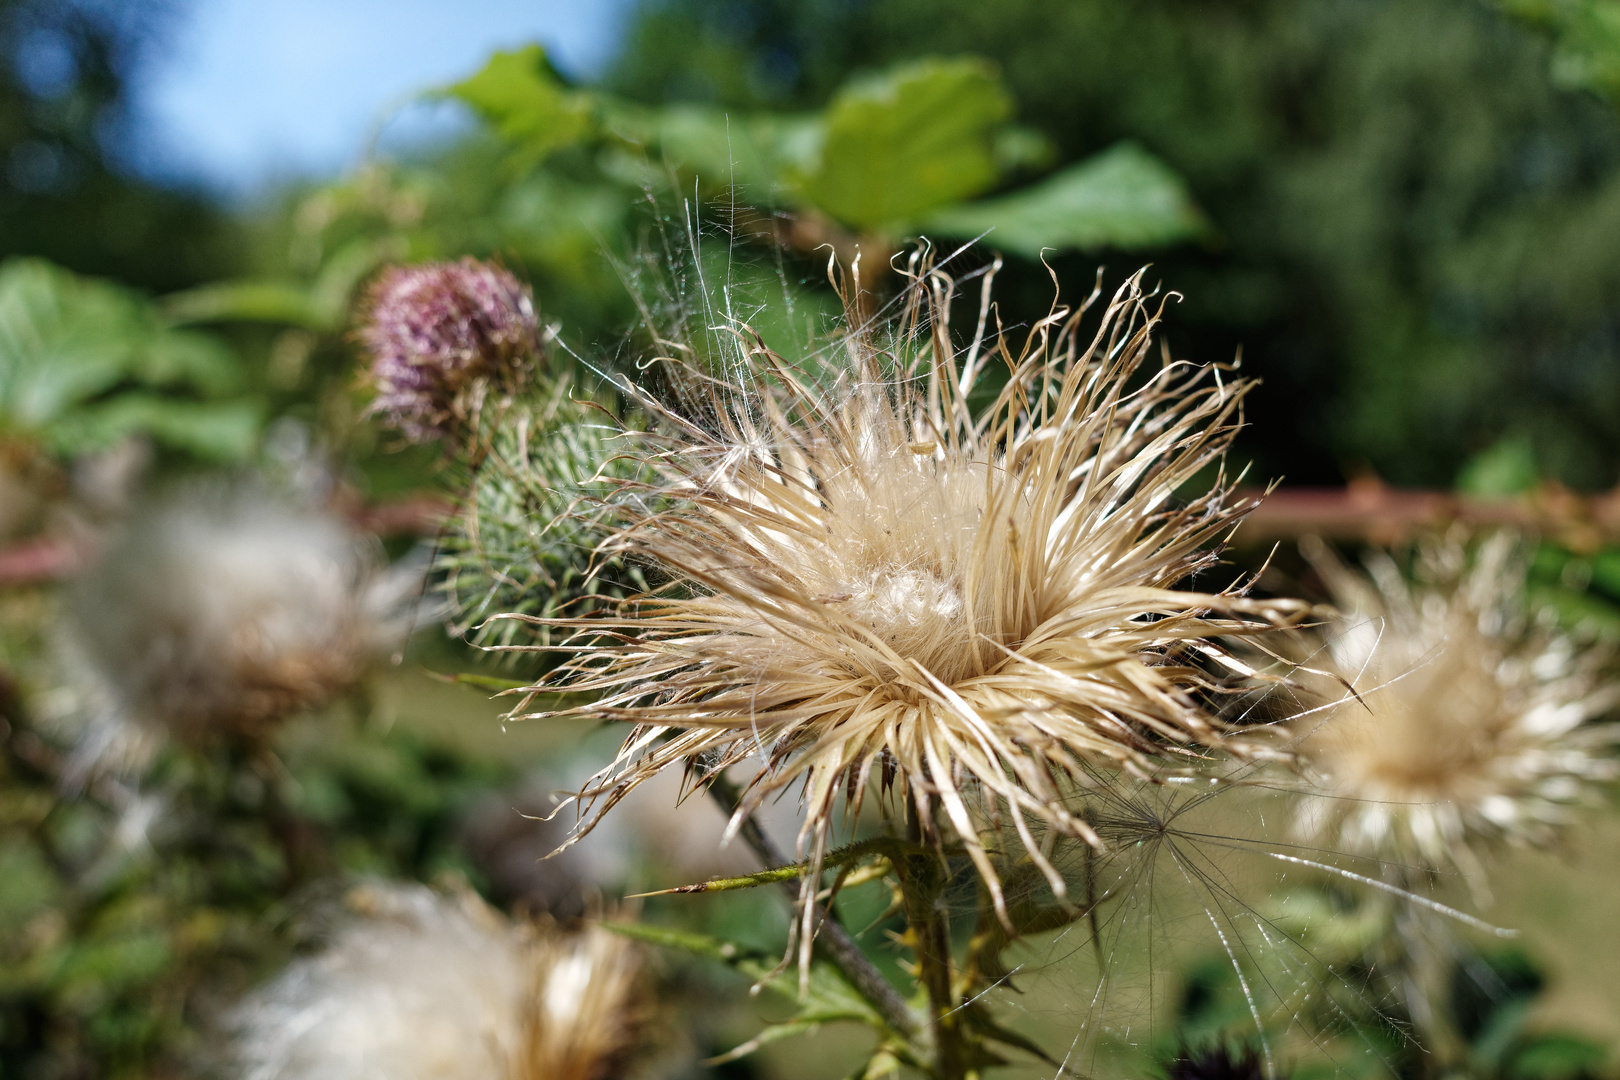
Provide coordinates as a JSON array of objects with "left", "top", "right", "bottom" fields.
[
  {"left": 705, "top": 777, "right": 922, "bottom": 1043},
  {"left": 900, "top": 802, "right": 971, "bottom": 1080}
]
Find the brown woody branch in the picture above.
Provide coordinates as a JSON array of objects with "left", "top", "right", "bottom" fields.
[{"left": 1234, "top": 477, "right": 1620, "bottom": 551}]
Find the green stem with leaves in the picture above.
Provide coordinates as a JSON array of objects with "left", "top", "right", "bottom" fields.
[
  {"left": 705, "top": 777, "right": 923, "bottom": 1045},
  {"left": 697, "top": 779, "right": 1085, "bottom": 1080}
]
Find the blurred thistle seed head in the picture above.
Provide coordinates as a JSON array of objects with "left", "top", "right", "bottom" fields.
[
  {"left": 518, "top": 253, "right": 1310, "bottom": 953},
  {"left": 1165, "top": 1042, "right": 1269, "bottom": 1080},
  {"left": 1284, "top": 531, "right": 1620, "bottom": 875},
  {"left": 60, "top": 484, "right": 422, "bottom": 779},
  {"left": 360, "top": 258, "right": 547, "bottom": 443},
  {"left": 230, "top": 882, "right": 644, "bottom": 1080}
]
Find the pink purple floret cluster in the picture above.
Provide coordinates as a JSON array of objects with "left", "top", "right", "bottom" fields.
[{"left": 360, "top": 258, "right": 543, "bottom": 441}]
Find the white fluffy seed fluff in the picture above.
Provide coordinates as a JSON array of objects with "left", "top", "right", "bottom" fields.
[
  {"left": 1285, "top": 532, "right": 1620, "bottom": 877},
  {"left": 59, "top": 485, "right": 422, "bottom": 779},
  {"left": 229, "top": 883, "right": 643, "bottom": 1080}
]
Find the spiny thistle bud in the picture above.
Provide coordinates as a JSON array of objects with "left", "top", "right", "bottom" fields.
[
  {"left": 436, "top": 380, "right": 642, "bottom": 655},
  {"left": 360, "top": 258, "right": 546, "bottom": 442},
  {"left": 229, "top": 883, "right": 644, "bottom": 1080},
  {"left": 59, "top": 485, "right": 421, "bottom": 779},
  {"left": 1284, "top": 532, "right": 1619, "bottom": 879}
]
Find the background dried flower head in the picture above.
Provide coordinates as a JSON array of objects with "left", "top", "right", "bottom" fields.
[
  {"left": 230, "top": 882, "right": 644, "bottom": 1080},
  {"left": 1281, "top": 531, "right": 1620, "bottom": 879},
  {"left": 58, "top": 485, "right": 423, "bottom": 780}
]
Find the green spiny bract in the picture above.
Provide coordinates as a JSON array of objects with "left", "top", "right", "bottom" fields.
[{"left": 436, "top": 379, "right": 645, "bottom": 657}]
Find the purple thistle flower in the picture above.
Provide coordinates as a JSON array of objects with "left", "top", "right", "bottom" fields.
[{"left": 359, "top": 258, "right": 544, "bottom": 442}]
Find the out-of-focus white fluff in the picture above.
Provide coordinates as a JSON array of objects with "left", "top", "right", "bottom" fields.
[
  {"left": 58, "top": 485, "right": 423, "bottom": 779},
  {"left": 1286, "top": 532, "right": 1620, "bottom": 876},
  {"left": 232, "top": 884, "right": 531, "bottom": 1080},
  {"left": 230, "top": 882, "right": 645, "bottom": 1080}
]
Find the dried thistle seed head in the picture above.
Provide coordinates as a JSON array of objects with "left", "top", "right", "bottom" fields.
[
  {"left": 230, "top": 883, "right": 645, "bottom": 1080},
  {"left": 519, "top": 257, "right": 1308, "bottom": 950},
  {"left": 360, "top": 258, "right": 545, "bottom": 442},
  {"left": 1285, "top": 532, "right": 1619, "bottom": 875},
  {"left": 60, "top": 486, "right": 419, "bottom": 777},
  {"left": 519, "top": 918, "right": 646, "bottom": 1080}
]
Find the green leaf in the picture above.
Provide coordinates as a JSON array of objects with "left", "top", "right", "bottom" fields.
[
  {"left": 49, "top": 396, "right": 263, "bottom": 461},
  {"left": 921, "top": 141, "right": 1206, "bottom": 256},
  {"left": 1457, "top": 433, "right": 1540, "bottom": 496},
  {"left": 449, "top": 44, "right": 595, "bottom": 163},
  {"left": 600, "top": 922, "right": 888, "bottom": 1028},
  {"left": 627, "top": 102, "right": 819, "bottom": 198},
  {"left": 0, "top": 259, "right": 143, "bottom": 425},
  {"left": 0, "top": 259, "right": 257, "bottom": 456},
  {"left": 794, "top": 57, "right": 1013, "bottom": 231},
  {"left": 162, "top": 281, "right": 334, "bottom": 330}
]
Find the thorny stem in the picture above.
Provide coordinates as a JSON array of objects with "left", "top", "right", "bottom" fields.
[
  {"left": 704, "top": 776, "right": 923, "bottom": 1044},
  {"left": 900, "top": 801, "right": 971, "bottom": 1080}
]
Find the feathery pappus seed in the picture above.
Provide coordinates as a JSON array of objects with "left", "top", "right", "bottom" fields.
[
  {"left": 512, "top": 256, "right": 1310, "bottom": 959},
  {"left": 230, "top": 882, "right": 644, "bottom": 1080},
  {"left": 1284, "top": 532, "right": 1619, "bottom": 877},
  {"left": 360, "top": 258, "right": 547, "bottom": 443},
  {"left": 60, "top": 486, "right": 421, "bottom": 780}
]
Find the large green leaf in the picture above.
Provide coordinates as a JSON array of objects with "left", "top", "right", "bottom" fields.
[
  {"left": 626, "top": 102, "right": 818, "bottom": 199},
  {"left": 448, "top": 44, "right": 595, "bottom": 163},
  {"left": 921, "top": 141, "right": 1206, "bottom": 256},
  {"left": 0, "top": 259, "right": 258, "bottom": 457},
  {"left": 793, "top": 57, "right": 1013, "bottom": 231}
]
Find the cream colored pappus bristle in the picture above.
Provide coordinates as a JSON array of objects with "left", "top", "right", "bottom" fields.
[{"left": 505, "top": 255, "right": 1311, "bottom": 974}]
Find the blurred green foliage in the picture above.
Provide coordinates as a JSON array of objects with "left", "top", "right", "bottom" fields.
[
  {"left": 1499, "top": 0, "right": 1620, "bottom": 101},
  {"left": 0, "top": 259, "right": 261, "bottom": 461},
  {"left": 0, "top": 2, "right": 1616, "bottom": 1077},
  {"left": 608, "top": 0, "right": 1620, "bottom": 490},
  {"left": 0, "top": 697, "right": 513, "bottom": 1078},
  {"left": 1164, "top": 889, "right": 1610, "bottom": 1080}
]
